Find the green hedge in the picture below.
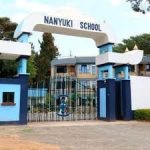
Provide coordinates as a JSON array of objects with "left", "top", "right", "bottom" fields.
[{"left": 134, "top": 109, "right": 150, "bottom": 121}]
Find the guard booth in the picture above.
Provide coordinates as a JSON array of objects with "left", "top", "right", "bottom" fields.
[{"left": 0, "top": 40, "right": 31, "bottom": 124}]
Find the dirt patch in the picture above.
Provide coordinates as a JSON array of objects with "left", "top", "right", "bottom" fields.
[
  {"left": 0, "top": 121, "right": 150, "bottom": 150},
  {"left": 0, "top": 135, "right": 60, "bottom": 150}
]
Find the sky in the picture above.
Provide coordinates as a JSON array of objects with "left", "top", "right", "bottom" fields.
[{"left": 0, "top": 0, "right": 150, "bottom": 57}]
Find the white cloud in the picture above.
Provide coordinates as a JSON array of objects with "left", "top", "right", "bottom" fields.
[
  {"left": 53, "top": 6, "right": 95, "bottom": 21},
  {"left": 9, "top": 0, "right": 94, "bottom": 22},
  {"left": 15, "top": 0, "right": 53, "bottom": 13},
  {"left": 11, "top": 12, "right": 27, "bottom": 22},
  {"left": 111, "top": 0, "right": 122, "bottom": 6}
]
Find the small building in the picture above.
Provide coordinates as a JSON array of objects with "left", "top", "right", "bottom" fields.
[
  {"left": 51, "top": 55, "right": 150, "bottom": 80},
  {"left": 131, "top": 55, "right": 150, "bottom": 76},
  {"left": 0, "top": 40, "right": 31, "bottom": 124},
  {"left": 51, "top": 56, "right": 97, "bottom": 89}
]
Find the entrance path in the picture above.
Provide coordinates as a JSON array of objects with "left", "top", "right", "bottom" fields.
[{"left": 0, "top": 120, "right": 150, "bottom": 150}]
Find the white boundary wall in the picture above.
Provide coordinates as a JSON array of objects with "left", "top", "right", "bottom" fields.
[{"left": 130, "top": 76, "right": 150, "bottom": 110}]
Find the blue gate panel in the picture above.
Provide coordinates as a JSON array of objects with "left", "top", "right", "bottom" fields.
[{"left": 100, "top": 88, "right": 106, "bottom": 118}]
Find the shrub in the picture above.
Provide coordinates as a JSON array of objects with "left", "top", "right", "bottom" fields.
[{"left": 134, "top": 109, "right": 150, "bottom": 121}]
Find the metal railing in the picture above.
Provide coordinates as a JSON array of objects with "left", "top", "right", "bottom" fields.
[{"left": 27, "top": 75, "right": 97, "bottom": 122}]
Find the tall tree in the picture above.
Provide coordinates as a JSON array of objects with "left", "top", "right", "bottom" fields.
[
  {"left": 127, "top": 0, "right": 150, "bottom": 14},
  {"left": 36, "top": 33, "right": 59, "bottom": 81},
  {"left": 113, "top": 33, "right": 150, "bottom": 54},
  {"left": 27, "top": 43, "right": 38, "bottom": 83},
  {"left": 0, "top": 17, "right": 17, "bottom": 77}
]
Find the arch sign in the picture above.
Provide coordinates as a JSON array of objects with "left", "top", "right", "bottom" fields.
[{"left": 14, "top": 13, "right": 115, "bottom": 47}]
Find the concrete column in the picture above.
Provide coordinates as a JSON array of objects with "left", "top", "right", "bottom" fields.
[
  {"left": 98, "top": 43, "right": 114, "bottom": 80},
  {"left": 17, "top": 58, "right": 27, "bottom": 74},
  {"left": 97, "top": 43, "right": 116, "bottom": 121},
  {"left": 17, "top": 33, "right": 30, "bottom": 75},
  {"left": 134, "top": 65, "right": 138, "bottom": 75},
  {"left": 99, "top": 43, "right": 113, "bottom": 54}
]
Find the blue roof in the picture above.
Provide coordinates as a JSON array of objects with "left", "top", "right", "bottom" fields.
[{"left": 28, "top": 88, "right": 47, "bottom": 97}]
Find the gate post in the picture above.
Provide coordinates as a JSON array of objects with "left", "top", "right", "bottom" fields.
[
  {"left": 97, "top": 43, "right": 116, "bottom": 121},
  {"left": 17, "top": 33, "right": 30, "bottom": 124},
  {"left": 114, "top": 65, "right": 132, "bottom": 120},
  {"left": 120, "top": 79, "right": 132, "bottom": 120},
  {"left": 0, "top": 34, "right": 31, "bottom": 125}
]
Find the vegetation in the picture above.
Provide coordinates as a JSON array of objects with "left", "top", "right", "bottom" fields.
[
  {"left": 0, "top": 17, "right": 59, "bottom": 82},
  {"left": 134, "top": 109, "right": 150, "bottom": 121},
  {"left": 127, "top": 0, "right": 150, "bottom": 14},
  {"left": 113, "top": 33, "right": 150, "bottom": 54},
  {"left": 0, "top": 17, "right": 17, "bottom": 40},
  {"left": 27, "top": 48, "right": 38, "bottom": 83},
  {"left": 0, "top": 17, "right": 17, "bottom": 77},
  {"left": 35, "top": 33, "right": 59, "bottom": 81}
]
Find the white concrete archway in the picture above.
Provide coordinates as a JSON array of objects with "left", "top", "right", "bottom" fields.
[{"left": 14, "top": 13, "right": 115, "bottom": 47}]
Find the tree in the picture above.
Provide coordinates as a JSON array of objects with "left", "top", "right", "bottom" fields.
[
  {"left": 0, "top": 17, "right": 38, "bottom": 80},
  {"left": 127, "top": 0, "right": 150, "bottom": 14},
  {"left": 113, "top": 33, "right": 150, "bottom": 54},
  {"left": 27, "top": 43, "right": 38, "bottom": 83},
  {"left": 0, "top": 17, "right": 17, "bottom": 40},
  {"left": 35, "top": 33, "right": 59, "bottom": 81},
  {"left": 0, "top": 17, "right": 17, "bottom": 77}
]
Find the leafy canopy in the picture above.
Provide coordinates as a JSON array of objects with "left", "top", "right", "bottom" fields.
[
  {"left": 127, "top": 0, "right": 150, "bottom": 14},
  {"left": 0, "top": 17, "right": 17, "bottom": 77},
  {"left": 0, "top": 17, "right": 59, "bottom": 81},
  {"left": 113, "top": 33, "right": 150, "bottom": 54}
]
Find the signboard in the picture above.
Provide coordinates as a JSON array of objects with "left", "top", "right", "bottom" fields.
[
  {"left": 14, "top": 13, "right": 115, "bottom": 47},
  {"left": 44, "top": 16, "right": 101, "bottom": 32}
]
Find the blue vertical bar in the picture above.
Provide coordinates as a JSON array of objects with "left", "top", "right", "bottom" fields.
[
  {"left": 98, "top": 68, "right": 103, "bottom": 80},
  {"left": 100, "top": 88, "right": 106, "bottom": 118},
  {"left": 18, "top": 58, "right": 27, "bottom": 74},
  {"left": 124, "top": 65, "right": 129, "bottom": 80},
  {"left": 108, "top": 65, "right": 113, "bottom": 79}
]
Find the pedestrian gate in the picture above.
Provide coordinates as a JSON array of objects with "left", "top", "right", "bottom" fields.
[{"left": 27, "top": 76, "right": 97, "bottom": 122}]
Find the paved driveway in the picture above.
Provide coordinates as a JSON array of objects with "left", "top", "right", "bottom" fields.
[{"left": 0, "top": 121, "right": 150, "bottom": 150}]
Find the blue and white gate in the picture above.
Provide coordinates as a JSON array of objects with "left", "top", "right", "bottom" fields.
[{"left": 0, "top": 12, "right": 144, "bottom": 124}]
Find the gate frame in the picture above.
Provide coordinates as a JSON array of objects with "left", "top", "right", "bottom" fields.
[
  {"left": 13, "top": 12, "right": 115, "bottom": 124},
  {"left": 0, "top": 12, "right": 143, "bottom": 124},
  {"left": 27, "top": 75, "right": 97, "bottom": 122}
]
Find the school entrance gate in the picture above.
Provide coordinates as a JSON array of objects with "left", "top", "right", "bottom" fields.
[
  {"left": 0, "top": 12, "right": 143, "bottom": 124},
  {"left": 27, "top": 76, "right": 97, "bottom": 122}
]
